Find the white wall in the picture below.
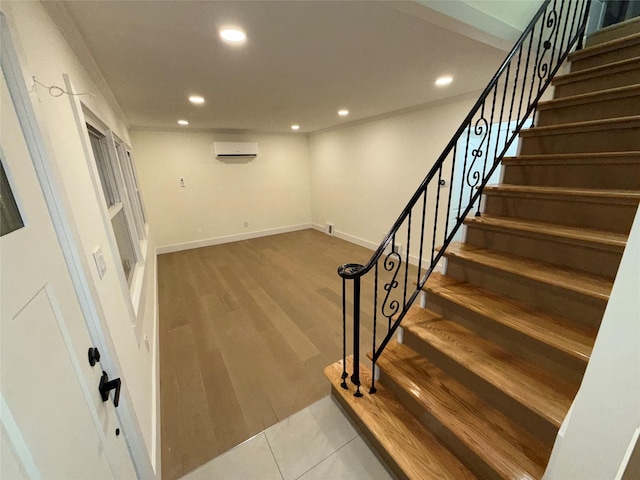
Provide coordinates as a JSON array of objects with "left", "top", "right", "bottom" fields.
[
  {"left": 3, "top": 1, "right": 158, "bottom": 473},
  {"left": 131, "top": 130, "right": 312, "bottom": 251},
  {"left": 309, "top": 95, "right": 477, "bottom": 255},
  {"left": 544, "top": 205, "right": 640, "bottom": 479}
]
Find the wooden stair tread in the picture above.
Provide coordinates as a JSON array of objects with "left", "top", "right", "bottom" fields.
[
  {"left": 568, "top": 31, "right": 640, "bottom": 62},
  {"left": 423, "top": 272, "right": 595, "bottom": 361},
  {"left": 502, "top": 151, "right": 640, "bottom": 165},
  {"left": 553, "top": 56, "right": 640, "bottom": 87},
  {"left": 373, "top": 341, "right": 551, "bottom": 479},
  {"left": 482, "top": 184, "right": 640, "bottom": 204},
  {"left": 464, "top": 214, "right": 628, "bottom": 251},
  {"left": 402, "top": 306, "right": 576, "bottom": 427},
  {"left": 442, "top": 242, "right": 613, "bottom": 301},
  {"left": 325, "top": 357, "right": 477, "bottom": 480},
  {"left": 538, "top": 84, "right": 640, "bottom": 110},
  {"left": 519, "top": 115, "right": 640, "bottom": 136}
]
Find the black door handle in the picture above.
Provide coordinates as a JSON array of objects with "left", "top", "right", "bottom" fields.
[{"left": 99, "top": 371, "right": 121, "bottom": 407}]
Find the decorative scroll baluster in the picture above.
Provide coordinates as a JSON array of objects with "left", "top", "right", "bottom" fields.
[
  {"left": 381, "top": 250, "right": 402, "bottom": 326},
  {"left": 337, "top": 0, "right": 592, "bottom": 398}
]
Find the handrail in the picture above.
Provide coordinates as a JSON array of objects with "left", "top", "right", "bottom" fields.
[{"left": 338, "top": 0, "right": 593, "bottom": 397}]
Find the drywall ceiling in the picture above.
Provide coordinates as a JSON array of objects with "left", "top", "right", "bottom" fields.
[{"left": 50, "top": 1, "right": 510, "bottom": 133}]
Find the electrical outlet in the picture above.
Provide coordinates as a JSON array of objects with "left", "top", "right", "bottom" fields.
[
  {"left": 393, "top": 243, "right": 403, "bottom": 255},
  {"left": 180, "top": 178, "right": 185, "bottom": 188},
  {"left": 243, "top": 221, "right": 249, "bottom": 228}
]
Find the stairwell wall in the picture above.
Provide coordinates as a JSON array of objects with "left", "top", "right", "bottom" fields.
[
  {"left": 544, "top": 204, "right": 640, "bottom": 479},
  {"left": 308, "top": 94, "right": 477, "bottom": 255}
]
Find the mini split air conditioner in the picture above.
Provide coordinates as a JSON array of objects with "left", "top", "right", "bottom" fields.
[{"left": 213, "top": 142, "right": 258, "bottom": 158}]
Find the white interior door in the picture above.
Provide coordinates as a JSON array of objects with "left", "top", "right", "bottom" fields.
[{"left": 0, "top": 55, "right": 136, "bottom": 479}]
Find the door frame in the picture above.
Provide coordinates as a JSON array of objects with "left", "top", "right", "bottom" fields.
[{"left": 0, "top": 13, "right": 155, "bottom": 479}]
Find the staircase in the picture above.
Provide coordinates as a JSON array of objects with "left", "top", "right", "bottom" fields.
[{"left": 325, "top": 16, "right": 640, "bottom": 480}]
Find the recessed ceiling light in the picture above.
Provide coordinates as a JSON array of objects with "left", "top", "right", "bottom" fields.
[
  {"left": 338, "top": 109, "right": 349, "bottom": 116},
  {"left": 291, "top": 125, "right": 300, "bottom": 130},
  {"left": 177, "top": 120, "right": 189, "bottom": 126},
  {"left": 220, "top": 28, "right": 247, "bottom": 45},
  {"left": 189, "top": 95, "right": 205, "bottom": 104},
  {"left": 435, "top": 76, "right": 453, "bottom": 86}
]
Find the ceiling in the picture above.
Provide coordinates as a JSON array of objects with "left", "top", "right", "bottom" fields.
[{"left": 50, "top": 1, "right": 510, "bottom": 134}]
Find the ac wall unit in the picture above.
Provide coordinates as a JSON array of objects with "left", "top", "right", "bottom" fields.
[{"left": 213, "top": 142, "right": 258, "bottom": 158}]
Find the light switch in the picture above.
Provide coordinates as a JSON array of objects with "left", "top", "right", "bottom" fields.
[{"left": 93, "top": 247, "right": 107, "bottom": 279}]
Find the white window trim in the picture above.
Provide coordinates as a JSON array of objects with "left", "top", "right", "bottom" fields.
[{"left": 80, "top": 105, "right": 147, "bottom": 325}]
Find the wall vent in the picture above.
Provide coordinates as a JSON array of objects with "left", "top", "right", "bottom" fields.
[{"left": 325, "top": 223, "right": 335, "bottom": 236}]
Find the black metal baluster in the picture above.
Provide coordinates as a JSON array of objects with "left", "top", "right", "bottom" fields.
[
  {"left": 351, "top": 276, "right": 362, "bottom": 397},
  {"left": 553, "top": 0, "right": 568, "bottom": 69},
  {"left": 418, "top": 189, "right": 427, "bottom": 284},
  {"left": 371, "top": 261, "right": 378, "bottom": 394},
  {"left": 495, "top": 62, "right": 510, "bottom": 161},
  {"left": 527, "top": 17, "right": 545, "bottom": 116},
  {"left": 340, "top": 277, "right": 348, "bottom": 389},
  {"left": 389, "top": 234, "right": 396, "bottom": 331},
  {"left": 514, "top": 39, "right": 526, "bottom": 128},
  {"left": 519, "top": 27, "right": 536, "bottom": 131},
  {"left": 404, "top": 212, "right": 411, "bottom": 307},
  {"left": 458, "top": 123, "right": 472, "bottom": 231},
  {"left": 444, "top": 145, "right": 456, "bottom": 241},
  {"left": 477, "top": 83, "right": 499, "bottom": 216},
  {"left": 575, "top": 1, "right": 587, "bottom": 50},
  {"left": 433, "top": 166, "right": 443, "bottom": 256}
]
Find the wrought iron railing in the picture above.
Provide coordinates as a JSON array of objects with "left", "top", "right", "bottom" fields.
[{"left": 338, "top": 0, "right": 593, "bottom": 397}]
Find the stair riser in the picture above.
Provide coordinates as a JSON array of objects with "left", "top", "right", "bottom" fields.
[
  {"left": 444, "top": 256, "right": 606, "bottom": 327},
  {"left": 378, "top": 369, "right": 502, "bottom": 480},
  {"left": 402, "top": 330, "right": 559, "bottom": 446},
  {"left": 519, "top": 126, "right": 640, "bottom": 154},
  {"left": 465, "top": 226, "right": 623, "bottom": 277},
  {"left": 483, "top": 194, "right": 638, "bottom": 233},
  {"left": 570, "top": 43, "right": 640, "bottom": 71},
  {"left": 501, "top": 162, "right": 640, "bottom": 189},
  {"left": 425, "top": 293, "right": 588, "bottom": 387},
  {"left": 536, "top": 94, "right": 640, "bottom": 126},
  {"left": 553, "top": 65, "right": 640, "bottom": 97},
  {"left": 586, "top": 20, "right": 640, "bottom": 47}
]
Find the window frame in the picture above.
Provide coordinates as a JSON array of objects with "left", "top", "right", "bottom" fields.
[{"left": 83, "top": 109, "right": 148, "bottom": 313}]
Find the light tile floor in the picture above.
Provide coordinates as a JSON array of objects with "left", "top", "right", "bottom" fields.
[{"left": 181, "top": 396, "right": 396, "bottom": 480}]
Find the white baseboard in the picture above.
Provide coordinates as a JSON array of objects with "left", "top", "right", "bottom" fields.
[
  {"left": 335, "top": 230, "right": 379, "bottom": 252},
  {"left": 312, "top": 223, "right": 379, "bottom": 251},
  {"left": 156, "top": 223, "right": 313, "bottom": 254},
  {"left": 312, "top": 223, "right": 446, "bottom": 274}
]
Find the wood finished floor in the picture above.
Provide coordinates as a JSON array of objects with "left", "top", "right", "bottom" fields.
[{"left": 158, "top": 229, "right": 410, "bottom": 479}]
